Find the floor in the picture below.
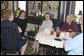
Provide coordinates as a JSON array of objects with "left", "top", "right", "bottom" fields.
[{"left": 24, "top": 38, "right": 44, "bottom": 55}]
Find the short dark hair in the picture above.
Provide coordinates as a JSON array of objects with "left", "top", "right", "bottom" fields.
[
  {"left": 19, "top": 10, "right": 26, "bottom": 16},
  {"left": 18, "top": 8, "right": 20, "bottom": 10},
  {"left": 45, "top": 13, "right": 51, "bottom": 15},
  {"left": 45, "top": 12, "right": 51, "bottom": 17},
  {"left": 45, "top": 12, "right": 51, "bottom": 19},
  {"left": 79, "top": 11, "right": 82, "bottom": 15}
]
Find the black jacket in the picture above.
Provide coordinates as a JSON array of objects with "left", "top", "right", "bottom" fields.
[{"left": 13, "top": 17, "right": 27, "bottom": 31}]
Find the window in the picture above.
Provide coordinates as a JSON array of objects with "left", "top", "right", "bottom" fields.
[
  {"left": 74, "top": 1, "right": 83, "bottom": 23},
  {"left": 18, "top": 1, "right": 26, "bottom": 11},
  {"left": 75, "top": 1, "right": 83, "bottom": 14}
]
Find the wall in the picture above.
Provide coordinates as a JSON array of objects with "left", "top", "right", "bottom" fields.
[
  {"left": 1, "top": 1, "right": 13, "bottom": 10},
  {"left": 7, "top": 1, "right": 13, "bottom": 10}
]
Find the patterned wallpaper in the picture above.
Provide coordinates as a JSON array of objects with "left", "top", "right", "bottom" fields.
[{"left": 1, "top": 1, "right": 13, "bottom": 19}]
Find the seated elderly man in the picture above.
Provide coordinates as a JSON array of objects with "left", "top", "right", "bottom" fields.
[
  {"left": 63, "top": 15, "right": 83, "bottom": 55},
  {"left": 60, "top": 14, "right": 78, "bottom": 37}
]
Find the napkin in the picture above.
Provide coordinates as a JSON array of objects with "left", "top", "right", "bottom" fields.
[{"left": 60, "top": 32, "right": 71, "bottom": 40}]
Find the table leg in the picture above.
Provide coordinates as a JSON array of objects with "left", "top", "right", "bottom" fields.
[{"left": 43, "top": 46, "right": 46, "bottom": 55}]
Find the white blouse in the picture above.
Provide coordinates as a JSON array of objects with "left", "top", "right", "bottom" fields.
[{"left": 39, "top": 20, "right": 53, "bottom": 32}]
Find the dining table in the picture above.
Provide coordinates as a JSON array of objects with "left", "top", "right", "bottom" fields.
[{"left": 35, "top": 30, "right": 71, "bottom": 55}]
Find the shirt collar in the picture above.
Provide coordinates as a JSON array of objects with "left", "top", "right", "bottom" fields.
[{"left": 19, "top": 17, "right": 25, "bottom": 20}]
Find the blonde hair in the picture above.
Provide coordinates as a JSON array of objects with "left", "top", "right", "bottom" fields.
[
  {"left": 1, "top": 14, "right": 4, "bottom": 20},
  {"left": 1, "top": 10, "right": 5, "bottom": 20},
  {"left": 1, "top": 10, "right": 13, "bottom": 20},
  {"left": 19, "top": 10, "right": 26, "bottom": 16}
]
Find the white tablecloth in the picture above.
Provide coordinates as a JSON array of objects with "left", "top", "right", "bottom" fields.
[{"left": 35, "top": 31, "right": 71, "bottom": 48}]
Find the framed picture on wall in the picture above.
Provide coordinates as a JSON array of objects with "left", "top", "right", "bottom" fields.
[
  {"left": 1, "top": 1, "right": 9, "bottom": 10},
  {"left": 42, "top": 1, "right": 59, "bottom": 19},
  {"left": 53, "top": 1, "right": 59, "bottom": 10},
  {"left": 30, "top": 1, "right": 35, "bottom": 9},
  {"left": 42, "top": 1, "right": 48, "bottom": 10}
]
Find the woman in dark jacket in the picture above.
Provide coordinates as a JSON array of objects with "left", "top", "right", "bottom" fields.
[
  {"left": 1, "top": 10, "right": 28, "bottom": 55},
  {"left": 13, "top": 10, "right": 27, "bottom": 37}
]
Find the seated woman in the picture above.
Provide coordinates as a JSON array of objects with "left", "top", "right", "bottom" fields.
[
  {"left": 60, "top": 14, "right": 78, "bottom": 37},
  {"left": 1, "top": 10, "right": 28, "bottom": 55},
  {"left": 39, "top": 13, "right": 53, "bottom": 32},
  {"left": 32, "top": 13, "right": 53, "bottom": 55},
  {"left": 13, "top": 10, "right": 27, "bottom": 37}
]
